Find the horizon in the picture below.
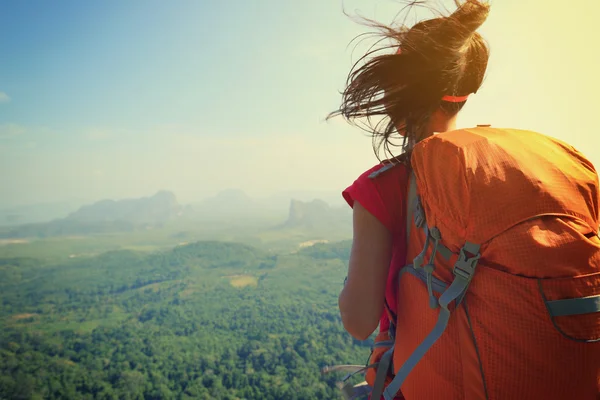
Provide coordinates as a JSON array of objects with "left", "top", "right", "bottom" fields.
[
  {"left": 1, "top": 0, "right": 599, "bottom": 208},
  {"left": 0, "top": 186, "right": 348, "bottom": 210},
  {"left": 0, "top": 187, "right": 351, "bottom": 228}
]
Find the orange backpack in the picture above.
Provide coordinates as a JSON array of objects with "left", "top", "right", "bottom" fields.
[{"left": 360, "top": 126, "right": 600, "bottom": 400}]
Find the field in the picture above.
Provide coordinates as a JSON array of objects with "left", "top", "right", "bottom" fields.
[{"left": 0, "top": 221, "right": 363, "bottom": 400}]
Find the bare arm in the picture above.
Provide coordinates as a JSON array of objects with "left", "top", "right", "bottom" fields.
[{"left": 338, "top": 200, "right": 393, "bottom": 340}]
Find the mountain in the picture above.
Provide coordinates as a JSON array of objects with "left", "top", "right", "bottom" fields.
[
  {"left": 280, "top": 198, "right": 352, "bottom": 232},
  {"left": 0, "top": 189, "right": 352, "bottom": 239},
  {"left": 264, "top": 190, "right": 346, "bottom": 208},
  {"left": 189, "top": 189, "right": 347, "bottom": 223},
  {"left": 189, "top": 189, "right": 287, "bottom": 222},
  {"left": 192, "top": 189, "right": 259, "bottom": 215},
  {"left": 0, "top": 191, "right": 189, "bottom": 239},
  {"left": 65, "top": 190, "right": 184, "bottom": 225}
]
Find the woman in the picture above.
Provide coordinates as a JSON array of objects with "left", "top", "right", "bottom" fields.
[
  {"left": 333, "top": 0, "right": 490, "bottom": 341},
  {"left": 329, "top": 1, "right": 600, "bottom": 399}
]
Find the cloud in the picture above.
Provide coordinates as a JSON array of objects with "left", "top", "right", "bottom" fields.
[
  {"left": 0, "top": 124, "right": 25, "bottom": 139},
  {"left": 0, "top": 92, "right": 10, "bottom": 103}
]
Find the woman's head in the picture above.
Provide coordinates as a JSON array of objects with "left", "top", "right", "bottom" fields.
[{"left": 329, "top": 0, "right": 491, "bottom": 160}]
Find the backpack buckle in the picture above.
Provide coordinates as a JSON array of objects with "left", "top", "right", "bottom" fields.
[
  {"left": 414, "top": 198, "right": 425, "bottom": 228},
  {"left": 453, "top": 245, "right": 481, "bottom": 282},
  {"left": 423, "top": 263, "right": 439, "bottom": 309},
  {"left": 452, "top": 243, "right": 481, "bottom": 305}
]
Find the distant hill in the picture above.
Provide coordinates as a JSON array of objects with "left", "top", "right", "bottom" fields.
[
  {"left": 65, "top": 190, "right": 185, "bottom": 225},
  {"left": 264, "top": 190, "right": 346, "bottom": 208},
  {"left": 279, "top": 199, "right": 351, "bottom": 232},
  {"left": 0, "top": 189, "right": 352, "bottom": 240},
  {"left": 189, "top": 189, "right": 287, "bottom": 222},
  {"left": 189, "top": 189, "right": 348, "bottom": 222},
  {"left": 192, "top": 189, "right": 263, "bottom": 217},
  {"left": 0, "top": 191, "right": 189, "bottom": 239}
]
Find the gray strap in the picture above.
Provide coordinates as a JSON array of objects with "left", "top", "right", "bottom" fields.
[
  {"left": 321, "top": 365, "right": 371, "bottom": 375},
  {"left": 547, "top": 295, "right": 600, "bottom": 317},
  {"left": 373, "top": 340, "right": 395, "bottom": 348},
  {"left": 463, "top": 241, "right": 481, "bottom": 256},
  {"left": 407, "top": 171, "right": 417, "bottom": 241},
  {"left": 351, "top": 382, "right": 372, "bottom": 399},
  {"left": 454, "top": 242, "right": 481, "bottom": 305},
  {"left": 341, "top": 382, "right": 357, "bottom": 399},
  {"left": 400, "top": 265, "right": 448, "bottom": 294},
  {"left": 341, "top": 381, "right": 371, "bottom": 400},
  {"left": 406, "top": 173, "right": 451, "bottom": 262},
  {"left": 382, "top": 243, "right": 481, "bottom": 400},
  {"left": 369, "top": 163, "right": 396, "bottom": 179},
  {"left": 382, "top": 305, "right": 451, "bottom": 399},
  {"left": 338, "top": 362, "right": 380, "bottom": 383},
  {"left": 413, "top": 223, "right": 430, "bottom": 269},
  {"left": 436, "top": 242, "right": 453, "bottom": 260},
  {"left": 341, "top": 382, "right": 355, "bottom": 399},
  {"left": 371, "top": 347, "right": 395, "bottom": 400}
]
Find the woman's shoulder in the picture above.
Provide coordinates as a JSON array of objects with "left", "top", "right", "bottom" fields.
[
  {"left": 342, "top": 157, "right": 409, "bottom": 235},
  {"left": 344, "top": 155, "right": 408, "bottom": 192},
  {"left": 367, "top": 158, "right": 409, "bottom": 180}
]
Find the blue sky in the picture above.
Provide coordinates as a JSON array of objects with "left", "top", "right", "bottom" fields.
[
  {"left": 1, "top": 1, "right": 340, "bottom": 131},
  {"left": 1, "top": 0, "right": 599, "bottom": 207}
]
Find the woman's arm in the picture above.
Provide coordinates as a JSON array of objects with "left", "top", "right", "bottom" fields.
[{"left": 339, "top": 200, "right": 393, "bottom": 340}]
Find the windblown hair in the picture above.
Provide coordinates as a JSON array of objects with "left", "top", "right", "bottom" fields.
[{"left": 328, "top": 0, "right": 491, "bottom": 161}]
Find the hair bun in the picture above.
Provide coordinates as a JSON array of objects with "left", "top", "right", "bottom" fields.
[{"left": 448, "top": 0, "right": 490, "bottom": 42}]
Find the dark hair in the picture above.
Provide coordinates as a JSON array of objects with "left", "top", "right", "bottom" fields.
[{"left": 328, "top": 0, "right": 491, "bottom": 161}]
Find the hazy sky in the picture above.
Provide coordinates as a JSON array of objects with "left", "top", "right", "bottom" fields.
[{"left": 1, "top": 0, "right": 599, "bottom": 207}]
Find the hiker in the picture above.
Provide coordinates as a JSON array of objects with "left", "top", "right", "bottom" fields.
[{"left": 329, "top": 1, "right": 600, "bottom": 399}]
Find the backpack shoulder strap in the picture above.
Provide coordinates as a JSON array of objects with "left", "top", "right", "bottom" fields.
[
  {"left": 370, "top": 169, "right": 418, "bottom": 399},
  {"left": 407, "top": 170, "right": 417, "bottom": 241}
]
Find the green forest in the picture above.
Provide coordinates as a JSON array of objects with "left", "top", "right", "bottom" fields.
[{"left": 0, "top": 239, "right": 372, "bottom": 399}]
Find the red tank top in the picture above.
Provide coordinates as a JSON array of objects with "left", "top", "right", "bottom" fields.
[{"left": 342, "top": 162, "right": 409, "bottom": 331}]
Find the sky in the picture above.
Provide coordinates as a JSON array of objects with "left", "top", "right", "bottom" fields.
[{"left": 1, "top": 0, "right": 599, "bottom": 208}]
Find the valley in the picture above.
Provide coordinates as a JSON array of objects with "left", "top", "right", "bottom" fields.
[{"left": 0, "top": 190, "right": 361, "bottom": 400}]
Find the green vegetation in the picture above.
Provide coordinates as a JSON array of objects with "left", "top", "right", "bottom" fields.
[
  {"left": 1, "top": 239, "right": 370, "bottom": 399},
  {"left": 0, "top": 213, "right": 351, "bottom": 263}
]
